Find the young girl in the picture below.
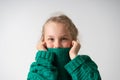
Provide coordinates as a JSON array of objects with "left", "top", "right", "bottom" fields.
[{"left": 27, "top": 14, "right": 101, "bottom": 80}]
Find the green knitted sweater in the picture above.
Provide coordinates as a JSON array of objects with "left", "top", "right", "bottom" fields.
[{"left": 27, "top": 48, "right": 101, "bottom": 80}]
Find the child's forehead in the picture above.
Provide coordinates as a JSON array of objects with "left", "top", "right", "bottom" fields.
[{"left": 44, "top": 22, "right": 71, "bottom": 35}]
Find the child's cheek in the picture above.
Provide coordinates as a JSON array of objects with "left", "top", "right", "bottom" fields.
[
  {"left": 63, "top": 42, "right": 72, "bottom": 48},
  {"left": 46, "top": 42, "right": 53, "bottom": 48}
]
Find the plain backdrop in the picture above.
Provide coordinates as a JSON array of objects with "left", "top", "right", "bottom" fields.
[{"left": 0, "top": 0, "right": 120, "bottom": 80}]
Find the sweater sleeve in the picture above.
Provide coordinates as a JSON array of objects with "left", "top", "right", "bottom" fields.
[
  {"left": 64, "top": 55, "right": 101, "bottom": 80},
  {"left": 27, "top": 50, "right": 58, "bottom": 80}
]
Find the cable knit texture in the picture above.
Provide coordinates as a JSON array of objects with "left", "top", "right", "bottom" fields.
[
  {"left": 27, "top": 48, "right": 101, "bottom": 80},
  {"left": 48, "top": 48, "right": 72, "bottom": 80}
]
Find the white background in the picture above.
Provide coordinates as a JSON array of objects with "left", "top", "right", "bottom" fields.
[{"left": 0, "top": 0, "right": 120, "bottom": 80}]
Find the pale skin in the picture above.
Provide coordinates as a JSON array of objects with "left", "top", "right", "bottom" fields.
[{"left": 37, "top": 21, "right": 80, "bottom": 60}]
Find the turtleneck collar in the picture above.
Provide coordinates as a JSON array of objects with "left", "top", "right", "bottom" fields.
[
  {"left": 47, "top": 48, "right": 72, "bottom": 80},
  {"left": 47, "top": 48, "right": 71, "bottom": 66}
]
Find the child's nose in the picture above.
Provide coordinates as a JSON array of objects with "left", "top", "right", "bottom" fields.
[{"left": 54, "top": 40, "right": 61, "bottom": 48}]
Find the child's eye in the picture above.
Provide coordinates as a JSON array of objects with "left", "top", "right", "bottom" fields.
[
  {"left": 61, "top": 38, "right": 68, "bottom": 41},
  {"left": 48, "top": 38, "right": 54, "bottom": 41}
]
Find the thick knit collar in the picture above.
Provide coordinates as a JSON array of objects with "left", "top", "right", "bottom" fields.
[{"left": 47, "top": 48, "right": 72, "bottom": 80}]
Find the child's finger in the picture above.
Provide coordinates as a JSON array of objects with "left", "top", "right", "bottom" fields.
[{"left": 36, "top": 40, "right": 47, "bottom": 50}]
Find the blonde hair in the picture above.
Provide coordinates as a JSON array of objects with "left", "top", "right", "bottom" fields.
[{"left": 41, "top": 14, "right": 78, "bottom": 41}]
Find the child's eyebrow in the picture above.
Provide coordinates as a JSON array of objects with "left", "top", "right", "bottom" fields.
[
  {"left": 46, "top": 34, "right": 69, "bottom": 37},
  {"left": 47, "top": 35, "right": 54, "bottom": 37},
  {"left": 62, "top": 34, "right": 69, "bottom": 37}
]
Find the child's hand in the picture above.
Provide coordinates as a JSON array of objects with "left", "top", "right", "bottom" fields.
[
  {"left": 69, "top": 40, "right": 81, "bottom": 60},
  {"left": 36, "top": 40, "right": 47, "bottom": 51}
]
